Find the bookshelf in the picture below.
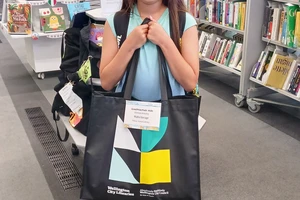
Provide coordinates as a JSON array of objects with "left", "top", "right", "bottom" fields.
[
  {"left": 245, "top": 0, "right": 300, "bottom": 113},
  {"left": 198, "top": 0, "right": 266, "bottom": 110}
]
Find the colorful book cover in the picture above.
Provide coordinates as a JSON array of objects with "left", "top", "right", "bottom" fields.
[
  {"left": 7, "top": 3, "right": 32, "bottom": 34},
  {"left": 89, "top": 23, "right": 104, "bottom": 47},
  {"left": 265, "top": 55, "right": 294, "bottom": 89},
  {"left": 39, "top": 7, "right": 66, "bottom": 33},
  {"left": 67, "top": 2, "right": 91, "bottom": 20}
]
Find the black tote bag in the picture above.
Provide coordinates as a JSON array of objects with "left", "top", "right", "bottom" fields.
[{"left": 80, "top": 47, "right": 201, "bottom": 200}]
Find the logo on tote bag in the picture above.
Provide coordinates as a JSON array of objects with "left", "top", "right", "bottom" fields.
[{"left": 109, "top": 116, "right": 171, "bottom": 185}]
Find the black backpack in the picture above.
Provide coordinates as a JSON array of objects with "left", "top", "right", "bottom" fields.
[{"left": 51, "top": 12, "right": 99, "bottom": 141}]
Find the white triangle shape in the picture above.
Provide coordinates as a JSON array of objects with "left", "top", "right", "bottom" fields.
[{"left": 113, "top": 116, "right": 140, "bottom": 152}]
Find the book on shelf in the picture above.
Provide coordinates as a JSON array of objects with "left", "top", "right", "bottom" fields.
[
  {"left": 252, "top": 45, "right": 300, "bottom": 96},
  {"left": 7, "top": 3, "right": 32, "bottom": 35},
  {"left": 198, "top": 30, "right": 243, "bottom": 70},
  {"left": 294, "top": 11, "right": 300, "bottom": 48},
  {"left": 252, "top": 45, "right": 276, "bottom": 81},
  {"left": 204, "top": 0, "right": 246, "bottom": 31},
  {"left": 183, "top": 0, "right": 200, "bottom": 18},
  {"left": 236, "top": 58, "right": 243, "bottom": 71},
  {"left": 263, "top": 1, "right": 300, "bottom": 48},
  {"left": 261, "top": 52, "right": 294, "bottom": 89},
  {"left": 228, "top": 42, "right": 242, "bottom": 69},
  {"left": 39, "top": 7, "right": 66, "bottom": 33}
]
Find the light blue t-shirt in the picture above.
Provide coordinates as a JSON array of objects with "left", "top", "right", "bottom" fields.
[{"left": 107, "top": 5, "right": 197, "bottom": 101}]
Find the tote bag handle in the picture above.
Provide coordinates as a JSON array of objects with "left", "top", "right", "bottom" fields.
[{"left": 123, "top": 46, "right": 171, "bottom": 101}]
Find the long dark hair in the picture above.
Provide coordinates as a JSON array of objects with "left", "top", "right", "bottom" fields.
[{"left": 120, "top": 0, "right": 187, "bottom": 50}]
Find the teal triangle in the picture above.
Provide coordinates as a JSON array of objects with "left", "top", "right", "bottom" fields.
[
  {"left": 109, "top": 149, "right": 139, "bottom": 184},
  {"left": 141, "top": 117, "right": 168, "bottom": 152}
]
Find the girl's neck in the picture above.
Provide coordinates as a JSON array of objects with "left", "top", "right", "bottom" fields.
[{"left": 137, "top": 1, "right": 166, "bottom": 19}]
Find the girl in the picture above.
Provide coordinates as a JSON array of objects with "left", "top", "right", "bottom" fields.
[{"left": 100, "top": 0, "right": 199, "bottom": 101}]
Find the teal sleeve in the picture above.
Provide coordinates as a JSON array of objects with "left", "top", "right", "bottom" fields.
[
  {"left": 184, "top": 12, "right": 197, "bottom": 32},
  {"left": 106, "top": 13, "right": 116, "bottom": 36}
]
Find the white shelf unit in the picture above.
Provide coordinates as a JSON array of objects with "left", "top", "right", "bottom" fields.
[
  {"left": 0, "top": 0, "right": 83, "bottom": 79},
  {"left": 198, "top": 0, "right": 266, "bottom": 110},
  {"left": 246, "top": 0, "right": 300, "bottom": 113}
]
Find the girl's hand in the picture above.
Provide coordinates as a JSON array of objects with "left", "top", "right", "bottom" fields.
[
  {"left": 126, "top": 24, "right": 149, "bottom": 50},
  {"left": 147, "top": 17, "right": 169, "bottom": 46}
]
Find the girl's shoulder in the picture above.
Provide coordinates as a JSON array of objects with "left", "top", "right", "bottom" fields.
[
  {"left": 184, "top": 12, "right": 197, "bottom": 32},
  {"left": 106, "top": 13, "right": 117, "bottom": 36}
]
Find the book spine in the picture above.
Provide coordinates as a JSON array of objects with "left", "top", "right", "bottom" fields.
[
  {"left": 294, "top": 12, "right": 300, "bottom": 48},
  {"left": 263, "top": 6, "right": 271, "bottom": 38},
  {"left": 281, "top": 15, "right": 287, "bottom": 44},
  {"left": 240, "top": 3, "right": 246, "bottom": 31},
  {"left": 271, "top": 8, "right": 281, "bottom": 41},
  {"left": 229, "top": 2, "right": 234, "bottom": 27},
  {"left": 286, "top": 5, "right": 299, "bottom": 47},
  {"left": 234, "top": 3, "right": 239, "bottom": 29},
  {"left": 208, "top": 4, "right": 213, "bottom": 22},
  {"left": 220, "top": 0, "right": 224, "bottom": 25},
  {"left": 288, "top": 65, "right": 300, "bottom": 93},
  {"left": 252, "top": 51, "right": 265, "bottom": 78},
  {"left": 210, "top": 39, "right": 221, "bottom": 60},
  {"left": 214, "top": 40, "right": 224, "bottom": 61},
  {"left": 221, "top": 41, "right": 231, "bottom": 64},
  {"left": 217, "top": 40, "right": 227, "bottom": 63},
  {"left": 225, "top": 41, "right": 236, "bottom": 66},
  {"left": 213, "top": 0, "right": 217, "bottom": 22},
  {"left": 277, "top": 10, "right": 285, "bottom": 41},
  {"left": 289, "top": 69, "right": 300, "bottom": 94}
]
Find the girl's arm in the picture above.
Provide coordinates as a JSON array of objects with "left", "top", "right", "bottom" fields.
[
  {"left": 148, "top": 22, "right": 199, "bottom": 92},
  {"left": 159, "top": 26, "right": 199, "bottom": 92}
]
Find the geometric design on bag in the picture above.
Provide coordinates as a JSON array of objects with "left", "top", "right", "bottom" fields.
[
  {"left": 109, "top": 148, "right": 139, "bottom": 184},
  {"left": 113, "top": 116, "right": 140, "bottom": 152},
  {"left": 141, "top": 117, "right": 168, "bottom": 152},
  {"left": 140, "top": 150, "right": 171, "bottom": 184},
  {"left": 116, "top": 148, "right": 141, "bottom": 182},
  {"left": 109, "top": 116, "right": 171, "bottom": 185}
]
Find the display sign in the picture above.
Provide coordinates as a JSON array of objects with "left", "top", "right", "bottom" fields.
[{"left": 100, "top": 0, "right": 122, "bottom": 16}]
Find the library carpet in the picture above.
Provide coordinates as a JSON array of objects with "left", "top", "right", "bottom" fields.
[{"left": 0, "top": 31, "right": 300, "bottom": 200}]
